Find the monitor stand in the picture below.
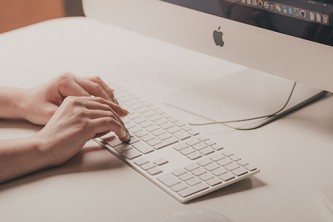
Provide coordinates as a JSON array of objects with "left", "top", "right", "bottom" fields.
[{"left": 163, "top": 69, "right": 327, "bottom": 130}]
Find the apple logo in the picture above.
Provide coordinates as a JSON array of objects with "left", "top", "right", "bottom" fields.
[{"left": 213, "top": 26, "right": 224, "bottom": 47}]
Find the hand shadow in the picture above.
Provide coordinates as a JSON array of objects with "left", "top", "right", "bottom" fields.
[{"left": 0, "top": 120, "right": 125, "bottom": 192}]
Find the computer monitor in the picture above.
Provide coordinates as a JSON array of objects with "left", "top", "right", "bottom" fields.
[{"left": 83, "top": 0, "right": 333, "bottom": 126}]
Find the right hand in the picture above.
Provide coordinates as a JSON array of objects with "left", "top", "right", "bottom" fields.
[{"left": 35, "top": 96, "right": 129, "bottom": 167}]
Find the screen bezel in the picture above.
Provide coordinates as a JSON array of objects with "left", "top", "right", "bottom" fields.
[{"left": 83, "top": 0, "right": 333, "bottom": 92}]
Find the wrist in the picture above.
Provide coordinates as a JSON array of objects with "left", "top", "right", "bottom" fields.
[
  {"left": 0, "top": 87, "right": 28, "bottom": 120},
  {"left": 28, "top": 135, "right": 53, "bottom": 169}
]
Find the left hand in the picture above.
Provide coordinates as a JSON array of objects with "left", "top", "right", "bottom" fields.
[{"left": 20, "top": 73, "right": 127, "bottom": 125}]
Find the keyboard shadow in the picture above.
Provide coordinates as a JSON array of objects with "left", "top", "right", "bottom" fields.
[{"left": 187, "top": 176, "right": 266, "bottom": 204}]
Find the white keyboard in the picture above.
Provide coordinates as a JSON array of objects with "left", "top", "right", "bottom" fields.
[{"left": 96, "top": 86, "right": 260, "bottom": 203}]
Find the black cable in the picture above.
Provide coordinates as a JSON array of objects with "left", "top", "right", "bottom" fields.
[{"left": 188, "top": 82, "right": 297, "bottom": 130}]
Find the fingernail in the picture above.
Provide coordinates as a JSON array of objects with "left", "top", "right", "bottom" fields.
[
  {"left": 122, "top": 108, "right": 129, "bottom": 115},
  {"left": 120, "top": 129, "right": 131, "bottom": 143},
  {"left": 113, "top": 96, "right": 119, "bottom": 104}
]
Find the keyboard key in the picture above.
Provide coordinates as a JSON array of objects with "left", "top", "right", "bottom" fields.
[
  {"left": 217, "top": 158, "right": 232, "bottom": 166},
  {"left": 141, "top": 134, "right": 155, "bottom": 142},
  {"left": 199, "top": 172, "right": 214, "bottom": 181},
  {"left": 219, "top": 172, "right": 235, "bottom": 181},
  {"left": 134, "top": 117, "right": 146, "bottom": 124},
  {"left": 132, "top": 141, "right": 155, "bottom": 154},
  {"left": 148, "top": 114, "right": 161, "bottom": 122},
  {"left": 245, "top": 164, "right": 257, "bottom": 171},
  {"left": 158, "top": 133, "right": 172, "bottom": 141},
  {"left": 186, "top": 138, "right": 201, "bottom": 146},
  {"left": 105, "top": 136, "right": 123, "bottom": 147},
  {"left": 200, "top": 147, "right": 215, "bottom": 155},
  {"left": 210, "top": 153, "right": 225, "bottom": 162},
  {"left": 157, "top": 174, "right": 181, "bottom": 187},
  {"left": 211, "top": 167, "right": 227, "bottom": 176},
  {"left": 155, "top": 140, "right": 177, "bottom": 150},
  {"left": 134, "top": 130, "right": 149, "bottom": 138},
  {"left": 206, "top": 177, "right": 222, "bottom": 186},
  {"left": 175, "top": 121, "right": 185, "bottom": 127},
  {"left": 139, "top": 121, "right": 152, "bottom": 128},
  {"left": 188, "top": 129, "right": 199, "bottom": 136},
  {"left": 147, "top": 138, "right": 161, "bottom": 146},
  {"left": 204, "top": 162, "right": 219, "bottom": 171},
  {"left": 174, "top": 143, "right": 188, "bottom": 151},
  {"left": 230, "top": 155, "right": 241, "bottom": 161},
  {"left": 205, "top": 140, "right": 216, "bottom": 146},
  {"left": 192, "top": 142, "right": 208, "bottom": 151},
  {"left": 147, "top": 167, "right": 163, "bottom": 176},
  {"left": 212, "top": 144, "right": 224, "bottom": 151},
  {"left": 192, "top": 168, "right": 206, "bottom": 176},
  {"left": 142, "top": 110, "right": 155, "bottom": 118},
  {"left": 232, "top": 167, "right": 248, "bottom": 176},
  {"left": 197, "top": 158, "right": 212, "bottom": 167},
  {"left": 134, "top": 158, "right": 149, "bottom": 166},
  {"left": 141, "top": 162, "right": 156, "bottom": 171},
  {"left": 171, "top": 183, "right": 188, "bottom": 192},
  {"left": 224, "top": 162, "right": 240, "bottom": 171},
  {"left": 114, "top": 144, "right": 131, "bottom": 153},
  {"left": 172, "top": 168, "right": 187, "bottom": 176},
  {"left": 152, "top": 129, "right": 166, "bottom": 136},
  {"left": 222, "top": 149, "right": 234, "bottom": 157},
  {"left": 197, "top": 136, "right": 209, "bottom": 142},
  {"left": 179, "top": 172, "right": 194, "bottom": 181},
  {"left": 127, "top": 136, "right": 140, "bottom": 145},
  {"left": 237, "top": 159, "right": 249, "bottom": 166},
  {"left": 185, "top": 163, "right": 200, "bottom": 172},
  {"left": 187, "top": 152, "right": 202, "bottom": 160},
  {"left": 180, "top": 147, "right": 195, "bottom": 156},
  {"left": 154, "top": 158, "right": 169, "bottom": 166},
  {"left": 122, "top": 149, "right": 141, "bottom": 160},
  {"left": 167, "top": 126, "right": 181, "bottom": 134},
  {"left": 186, "top": 178, "right": 201, "bottom": 186},
  {"left": 173, "top": 130, "right": 191, "bottom": 140},
  {"left": 181, "top": 125, "right": 191, "bottom": 131},
  {"left": 177, "top": 182, "right": 209, "bottom": 198},
  {"left": 146, "top": 125, "right": 159, "bottom": 132},
  {"left": 160, "top": 122, "right": 174, "bottom": 130},
  {"left": 154, "top": 118, "right": 168, "bottom": 126}
]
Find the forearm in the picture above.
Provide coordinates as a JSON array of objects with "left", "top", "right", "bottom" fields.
[
  {"left": 0, "top": 87, "right": 26, "bottom": 120},
  {"left": 0, "top": 137, "right": 49, "bottom": 183}
]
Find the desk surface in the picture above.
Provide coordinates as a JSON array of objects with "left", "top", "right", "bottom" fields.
[{"left": 1, "top": 17, "right": 333, "bottom": 222}]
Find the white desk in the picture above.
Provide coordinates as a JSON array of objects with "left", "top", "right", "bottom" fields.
[{"left": 1, "top": 17, "right": 333, "bottom": 222}]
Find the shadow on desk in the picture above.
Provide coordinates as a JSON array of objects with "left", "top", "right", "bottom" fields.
[
  {"left": 188, "top": 177, "right": 266, "bottom": 204},
  {"left": 0, "top": 120, "right": 126, "bottom": 192}
]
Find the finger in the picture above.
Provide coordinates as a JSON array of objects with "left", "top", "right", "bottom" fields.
[
  {"left": 80, "top": 98, "right": 128, "bottom": 132},
  {"left": 94, "top": 131, "right": 110, "bottom": 139},
  {"left": 89, "top": 117, "right": 130, "bottom": 142},
  {"left": 74, "top": 77, "right": 113, "bottom": 102},
  {"left": 86, "top": 109, "right": 117, "bottom": 120},
  {"left": 88, "top": 76, "right": 117, "bottom": 102},
  {"left": 59, "top": 77, "right": 89, "bottom": 97},
  {"left": 81, "top": 97, "right": 128, "bottom": 117}
]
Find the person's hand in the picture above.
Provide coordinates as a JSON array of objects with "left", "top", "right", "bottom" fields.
[
  {"left": 35, "top": 96, "right": 130, "bottom": 167},
  {"left": 20, "top": 73, "right": 126, "bottom": 125}
]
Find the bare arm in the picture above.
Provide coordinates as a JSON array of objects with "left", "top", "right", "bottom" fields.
[
  {"left": 0, "top": 87, "right": 26, "bottom": 120},
  {"left": 0, "top": 74, "right": 129, "bottom": 183},
  {"left": 0, "top": 137, "right": 48, "bottom": 183}
]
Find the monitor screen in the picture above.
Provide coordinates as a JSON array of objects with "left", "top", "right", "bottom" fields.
[{"left": 162, "top": 0, "right": 333, "bottom": 46}]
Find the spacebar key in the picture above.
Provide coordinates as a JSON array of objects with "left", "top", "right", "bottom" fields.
[{"left": 177, "top": 182, "right": 209, "bottom": 198}]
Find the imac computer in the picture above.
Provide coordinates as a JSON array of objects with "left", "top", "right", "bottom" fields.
[{"left": 83, "top": 0, "right": 333, "bottom": 128}]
